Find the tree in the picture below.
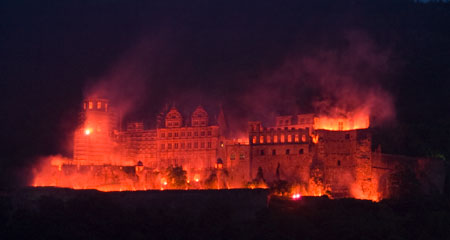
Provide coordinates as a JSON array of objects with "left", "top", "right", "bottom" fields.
[{"left": 165, "top": 165, "right": 187, "bottom": 189}]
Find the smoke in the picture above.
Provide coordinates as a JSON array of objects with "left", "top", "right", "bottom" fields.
[
  {"left": 229, "top": 31, "right": 395, "bottom": 131},
  {"left": 81, "top": 30, "right": 395, "bottom": 135},
  {"left": 83, "top": 36, "right": 172, "bottom": 121}
]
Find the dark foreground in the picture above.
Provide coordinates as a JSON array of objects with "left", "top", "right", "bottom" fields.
[{"left": 1, "top": 188, "right": 449, "bottom": 240}]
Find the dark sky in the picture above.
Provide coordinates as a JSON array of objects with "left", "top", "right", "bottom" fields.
[{"left": 1, "top": 0, "right": 449, "bottom": 187}]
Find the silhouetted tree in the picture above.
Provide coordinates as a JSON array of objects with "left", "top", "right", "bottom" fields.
[{"left": 165, "top": 165, "right": 187, "bottom": 189}]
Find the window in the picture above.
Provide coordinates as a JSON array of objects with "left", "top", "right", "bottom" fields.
[
  {"left": 194, "top": 142, "right": 198, "bottom": 148},
  {"left": 207, "top": 142, "right": 211, "bottom": 148},
  {"left": 299, "top": 149, "right": 304, "bottom": 154},
  {"left": 285, "top": 120, "right": 289, "bottom": 125},
  {"left": 83, "top": 103, "right": 86, "bottom": 110},
  {"left": 89, "top": 101, "right": 93, "bottom": 109},
  {"left": 230, "top": 153, "right": 235, "bottom": 160},
  {"left": 252, "top": 136, "right": 257, "bottom": 144},
  {"left": 286, "top": 149, "right": 290, "bottom": 155},
  {"left": 281, "top": 134, "right": 285, "bottom": 143},
  {"left": 174, "top": 132, "right": 178, "bottom": 137},
  {"left": 287, "top": 135, "right": 292, "bottom": 142},
  {"left": 168, "top": 133, "right": 172, "bottom": 137},
  {"left": 194, "top": 121, "right": 198, "bottom": 126},
  {"left": 272, "top": 149, "right": 276, "bottom": 155},
  {"left": 200, "top": 142, "right": 205, "bottom": 148},
  {"left": 207, "top": 131, "right": 211, "bottom": 136},
  {"left": 239, "top": 153, "right": 245, "bottom": 160},
  {"left": 187, "top": 132, "right": 192, "bottom": 137},
  {"left": 201, "top": 131, "right": 205, "bottom": 136},
  {"left": 194, "top": 132, "right": 198, "bottom": 137},
  {"left": 160, "top": 144, "right": 165, "bottom": 150},
  {"left": 187, "top": 143, "right": 192, "bottom": 149},
  {"left": 260, "top": 136, "right": 264, "bottom": 144},
  {"left": 260, "top": 150, "right": 265, "bottom": 156},
  {"left": 97, "top": 102, "right": 101, "bottom": 109},
  {"left": 279, "top": 120, "right": 283, "bottom": 125},
  {"left": 168, "top": 143, "right": 172, "bottom": 149},
  {"left": 181, "top": 132, "right": 185, "bottom": 137},
  {"left": 161, "top": 133, "right": 165, "bottom": 138},
  {"left": 174, "top": 143, "right": 178, "bottom": 149},
  {"left": 302, "top": 135, "right": 306, "bottom": 142},
  {"left": 274, "top": 136, "right": 278, "bottom": 143},
  {"left": 201, "top": 121, "right": 206, "bottom": 125},
  {"left": 181, "top": 143, "right": 185, "bottom": 149},
  {"left": 105, "top": 103, "right": 108, "bottom": 111},
  {"left": 337, "top": 160, "right": 341, "bottom": 166},
  {"left": 168, "top": 122, "right": 172, "bottom": 126},
  {"left": 295, "top": 134, "right": 299, "bottom": 142},
  {"left": 267, "top": 136, "right": 271, "bottom": 143}
]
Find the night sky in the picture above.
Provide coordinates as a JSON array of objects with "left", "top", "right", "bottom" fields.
[{"left": 1, "top": 0, "right": 449, "bottom": 187}]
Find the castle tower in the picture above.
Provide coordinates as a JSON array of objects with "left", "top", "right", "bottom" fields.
[
  {"left": 217, "top": 105, "right": 228, "bottom": 137},
  {"left": 73, "top": 98, "right": 118, "bottom": 165}
]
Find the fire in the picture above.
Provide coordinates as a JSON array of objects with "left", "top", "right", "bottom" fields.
[
  {"left": 291, "top": 193, "right": 301, "bottom": 200},
  {"left": 31, "top": 98, "right": 383, "bottom": 201},
  {"left": 84, "top": 128, "right": 92, "bottom": 135},
  {"left": 313, "top": 113, "right": 369, "bottom": 131}
]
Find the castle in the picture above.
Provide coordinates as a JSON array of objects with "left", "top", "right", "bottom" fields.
[{"left": 34, "top": 97, "right": 444, "bottom": 199}]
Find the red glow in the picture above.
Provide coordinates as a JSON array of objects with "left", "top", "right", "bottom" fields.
[
  {"left": 313, "top": 113, "right": 369, "bottom": 131},
  {"left": 291, "top": 193, "right": 301, "bottom": 200},
  {"left": 84, "top": 128, "right": 92, "bottom": 135}
]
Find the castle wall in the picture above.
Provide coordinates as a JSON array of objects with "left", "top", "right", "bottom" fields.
[
  {"left": 314, "top": 129, "right": 376, "bottom": 198},
  {"left": 249, "top": 123, "right": 313, "bottom": 184},
  {"left": 225, "top": 144, "right": 250, "bottom": 187},
  {"left": 70, "top": 99, "right": 445, "bottom": 198}
]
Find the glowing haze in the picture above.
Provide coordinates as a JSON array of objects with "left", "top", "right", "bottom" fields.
[{"left": 31, "top": 30, "right": 394, "bottom": 200}]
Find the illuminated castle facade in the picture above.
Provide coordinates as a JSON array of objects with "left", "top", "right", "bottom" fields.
[{"left": 65, "top": 98, "right": 443, "bottom": 198}]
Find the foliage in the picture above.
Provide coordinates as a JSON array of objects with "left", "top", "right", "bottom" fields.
[{"left": 165, "top": 165, "right": 187, "bottom": 189}]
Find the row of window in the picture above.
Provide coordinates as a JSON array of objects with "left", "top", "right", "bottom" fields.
[
  {"left": 166, "top": 121, "right": 208, "bottom": 127},
  {"left": 192, "top": 120, "right": 207, "bottom": 126},
  {"left": 167, "top": 122, "right": 181, "bottom": 127},
  {"left": 252, "top": 134, "right": 307, "bottom": 144},
  {"left": 83, "top": 101, "right": 108, "bottom": 111},
  {"left": 160, "top": 142, "right": 212, "bottom": 150},
  {"left": 229, "top": 153, "right": 246, "bottom": 160},
  {"left": 260, "top": 148, "right": 304, "bottom": 156},
  {"left": 278, "top": 119, "right": 291, "bottom": 126},
  {"left": 160, "top": 130, "right": 212, "bottom": 138}
]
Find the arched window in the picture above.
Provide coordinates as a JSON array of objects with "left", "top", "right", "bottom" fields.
[{"left": 299, "top": 149, "right": 304, "bottom": 154}]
